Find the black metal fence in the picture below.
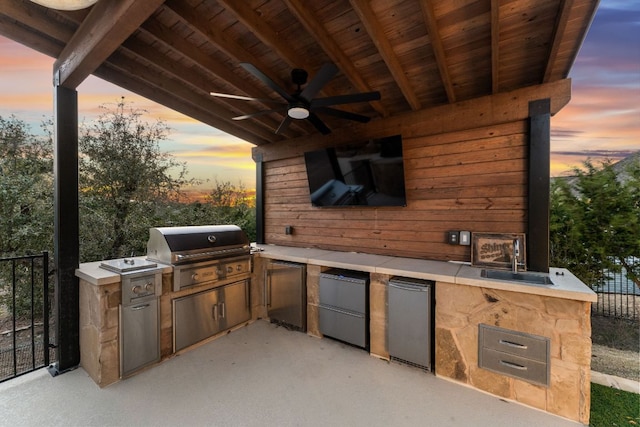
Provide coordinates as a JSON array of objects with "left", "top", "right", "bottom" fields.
[
  {"left": 592, "top": 258, "right": 639, "bottom": 321},
  {"left": 0, "top": 252, "right": 52, "bottom": 383}
]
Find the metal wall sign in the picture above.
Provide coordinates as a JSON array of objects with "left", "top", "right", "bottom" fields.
[{"left": 471, "top": 233, "right": 526, "bottom": 271}]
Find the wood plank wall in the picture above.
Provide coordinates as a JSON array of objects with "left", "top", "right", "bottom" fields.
[
  {"left": 263, "top": 120, "right": 527, "bottom": 262},
  {"left": 256, "top": 79, "right": 572, "bottom": 263}
]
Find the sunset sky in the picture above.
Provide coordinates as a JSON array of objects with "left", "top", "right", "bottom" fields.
[{"left": 0, "top": 0, "right": 638, "bottom": 190}]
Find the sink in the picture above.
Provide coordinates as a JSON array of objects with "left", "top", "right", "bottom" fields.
[{"left": 480, "top": 269, "right": 554, "bottom": 285}]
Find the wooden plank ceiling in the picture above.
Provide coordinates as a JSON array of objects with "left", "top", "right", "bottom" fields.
[{"left": 0, "top": 0, "right": 598, "bottom": 146}]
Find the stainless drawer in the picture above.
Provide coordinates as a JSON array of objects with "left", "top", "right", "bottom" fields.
[
  {"left": 479, "top": 324, "right": 549, "bottom": 362},
  {"left": 479, "top": 348, "right": 549, "bottom": 386},
  {"left": 319, "top": 270, "right": 368, "bottom": 314},
  {"left": 319, "top": 305, "right": 367, "bottom": 349}
]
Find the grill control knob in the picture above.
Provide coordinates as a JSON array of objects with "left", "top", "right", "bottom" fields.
[
  {"left": 227, "top": 266, "right": 233, "bottom": 273},
  {"left": 132, "top": 285, "right": 144, "bottom": 295},
  {"left": 191, "top": 273, "right": 199, "bottom": 281},
  {"left": 236, "top": 264, "right": 243, "bottom": 272},
  {"left": 216, "top": 268, "right": 223, "bottom": 276},
  {"left": 145, "top": 282, "right": 154, "bottom": 292}
]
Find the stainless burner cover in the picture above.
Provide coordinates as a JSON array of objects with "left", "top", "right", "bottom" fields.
[{"left": 100, "top": 258, "right": 158, "bottom": 273}]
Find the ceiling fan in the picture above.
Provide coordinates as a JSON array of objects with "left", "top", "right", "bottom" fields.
[{"left": 210, "top": 63, "right": 381, "bottom": 135}]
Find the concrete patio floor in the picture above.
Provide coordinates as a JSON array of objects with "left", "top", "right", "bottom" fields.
[{"left": 0, "top": 321, "right": 581, "bottom": 427}]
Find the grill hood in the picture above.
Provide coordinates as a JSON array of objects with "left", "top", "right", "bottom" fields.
[{"left": 147, "top": 225, "right": 250, "bottom": 265}]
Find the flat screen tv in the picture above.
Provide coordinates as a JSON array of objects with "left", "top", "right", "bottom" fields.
[{"left": 303, "top": 134, "right": 407, "bottom": 207}]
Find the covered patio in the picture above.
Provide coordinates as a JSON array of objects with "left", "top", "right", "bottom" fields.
[
  {"left": 0, "top": 1, "right": 600, "bottom": 425},
  {"left": 0, "top": 320, "right": 580, "bottom": 426}
]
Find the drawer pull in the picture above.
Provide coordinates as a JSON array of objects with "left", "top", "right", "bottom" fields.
[
  {"left": 500, "top": 360, "right": 528, "bottom": 371},
  {"left": 499, "top": 339, "right": 528, "bottom": 350}
]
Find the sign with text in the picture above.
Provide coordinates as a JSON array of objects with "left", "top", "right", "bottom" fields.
[{"left": 471, "top": 233, "right": 526, "bottom": 270}]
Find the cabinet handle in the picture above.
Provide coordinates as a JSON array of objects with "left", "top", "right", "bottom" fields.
[
  {"left": 212, "top": 304, "right": 218, "bottom": 320},
  {"left": 266, "top": 272, "right": 271, "bottom": 307},
  {"left": 500, "top": 360, "right": 528, "bottom": 371},
  {"left": 245, "top": 280, "right": 250, "bottom": 309},
  {"left": 219, "top": 302, "right": 225, "bottom": 319},
  {"left": 264, "top": 270, "right": 269, "bottom": 307},
  {"left": 499, "top": 339, "right": 528, "bottom": 350},
  {"left": 131, "top": 303, "right": 150, "bottom": 311}
]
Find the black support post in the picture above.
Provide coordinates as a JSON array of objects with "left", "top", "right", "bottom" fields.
[
  {"left": 50, "top": 85, "right": 80, "bottom": 375},
  {"left": 528, "top": 99, "right": 551, "bottom": 273},
  {"left": 254, "top": 152, "right": 265, "bottom": 244}
]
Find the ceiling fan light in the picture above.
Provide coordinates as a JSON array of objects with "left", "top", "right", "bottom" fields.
[
  {"left": 288, "top": 106, "right": 309, "bottom": 119},
  {"left": 30, "top": 0, "right": 98, "bottom": 10}
]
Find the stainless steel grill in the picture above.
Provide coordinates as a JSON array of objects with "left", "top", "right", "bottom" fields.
[
  {"left": 146, "top": 225, "right": 251, "bottom": 292},
  {"left": 146, "top": 225, "right": 250, "bottom": 265}
]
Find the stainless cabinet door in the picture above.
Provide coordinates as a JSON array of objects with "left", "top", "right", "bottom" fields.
[
  {"left": 388, "top": 280, "right": 431, "bottom": 369},
  {"left": 220, "top": 280, "right": 251, "bottom": 330},
  {"left": 267, "top": 262, "right": 306, "bottom": 330},
  {"left": 173, "top": 288, "right": 221, "bottom": 352},
  {"left": 120, "top": 299, "right": 159, "bottom": 377}
]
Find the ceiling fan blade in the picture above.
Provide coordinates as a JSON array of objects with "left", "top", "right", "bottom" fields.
[
  {"left": 210, "top": 92, "right": 285, "bottom": 104},
  {"left": 300, "top": 63, "right": 338, "bottom": 102},
  {"left": 310, "top": 91, "right": 381, "bottom": 108},
  {"left": 307, "top": 113, "right": 331, "bottom": 135},
  {"left": 314, "top": 107, "right": 371, "bottom": 123},
  {"left": 240, "top": 63, "right": 295, "bottom": 103},
  {"left": 232, "top": 106, "right": 288, "bottom": 121},
  {"left": 275, "top": 116, "right": 292, "bottom": 135}
]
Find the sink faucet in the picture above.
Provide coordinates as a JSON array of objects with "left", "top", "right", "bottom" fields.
[{"left": 512, "top": 239, "right": 520, "bottom": 273}]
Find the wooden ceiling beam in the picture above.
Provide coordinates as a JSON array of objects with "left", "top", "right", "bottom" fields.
[
  {"left": 349, "top": 0, "right": 420, "bottom": 110},
  {"left": 419, "top": 0, "right": 456, "bottom": 103},
  {"left": 163, "top": 1, "right": 311, "bottom": 135},
  {"left": 543, "top": 0, "right": 574, "bottom": 83},
  {"left": 215, "top": 0, "right": 301, "bottom": 71},
  {"left": 164, "top": 0, "right": 291, "bottom": 95},
  {"left": 491, "top": 0, "right": 500, "bottom": 93},
  {"left": 95, "top": 62, "right": 272, "bottom": 146},
  {"left": 282, "top": 0, "right": 388, "bottom": 117},
  {"left": 120, "top": 37, "right": 299, "bottom": 139},
  {"left": 0, "top": 0, "right": 71, "bottom": 42},
  {"left": 100, "top": 51, "right": 279, "bottom": 145},
  {"left": 0, "top": 14, "right": 63, "bottom": 59},
  {"left": 53, "top": 0, "right": 164, "bottom": 89}
]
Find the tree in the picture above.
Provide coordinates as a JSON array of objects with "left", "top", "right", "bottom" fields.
[
  {"left": 0, "top": 116, "right": 53, "bottom": 256},
  {"left": 0, "top": 116, "right": 53, "bottom": 317},
  {"left": 205, "top": 180, "right": 256, "bottom": 242},
  {"left": 550, "top": 155, "right": 640, "bottom": 290},
  {"left": 79, "top": 99, "right": 196, "bottom": 260}
]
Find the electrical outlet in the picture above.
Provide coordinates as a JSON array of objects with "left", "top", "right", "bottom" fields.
[
  {"left": 447, "top": 231, "right": 459, "bottom": 244},
  {"left": 459, "top": 231, "right": 471, "bottom": 245}
]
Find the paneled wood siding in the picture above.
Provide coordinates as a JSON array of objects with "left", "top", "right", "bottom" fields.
[{"left": 263, "top": 120, "right": 528, "bottom": 262}]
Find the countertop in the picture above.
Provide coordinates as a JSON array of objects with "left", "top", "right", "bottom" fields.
[
  {"left": 75, "top": 256, "right": 172, "bottom": 286},
  {"left": 76, "top": 246, "right": 597, "bottom": 302},
  {"left": 253, "top": 244, "right": 597, "bottom": 302}
]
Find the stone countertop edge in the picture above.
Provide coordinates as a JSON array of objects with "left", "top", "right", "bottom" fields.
[
  {"left": 75, "top": 256, "right": 173, "bottom": 286},
  {"left": 254, "top": 244, "right": 597, "bottom": 303}
]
